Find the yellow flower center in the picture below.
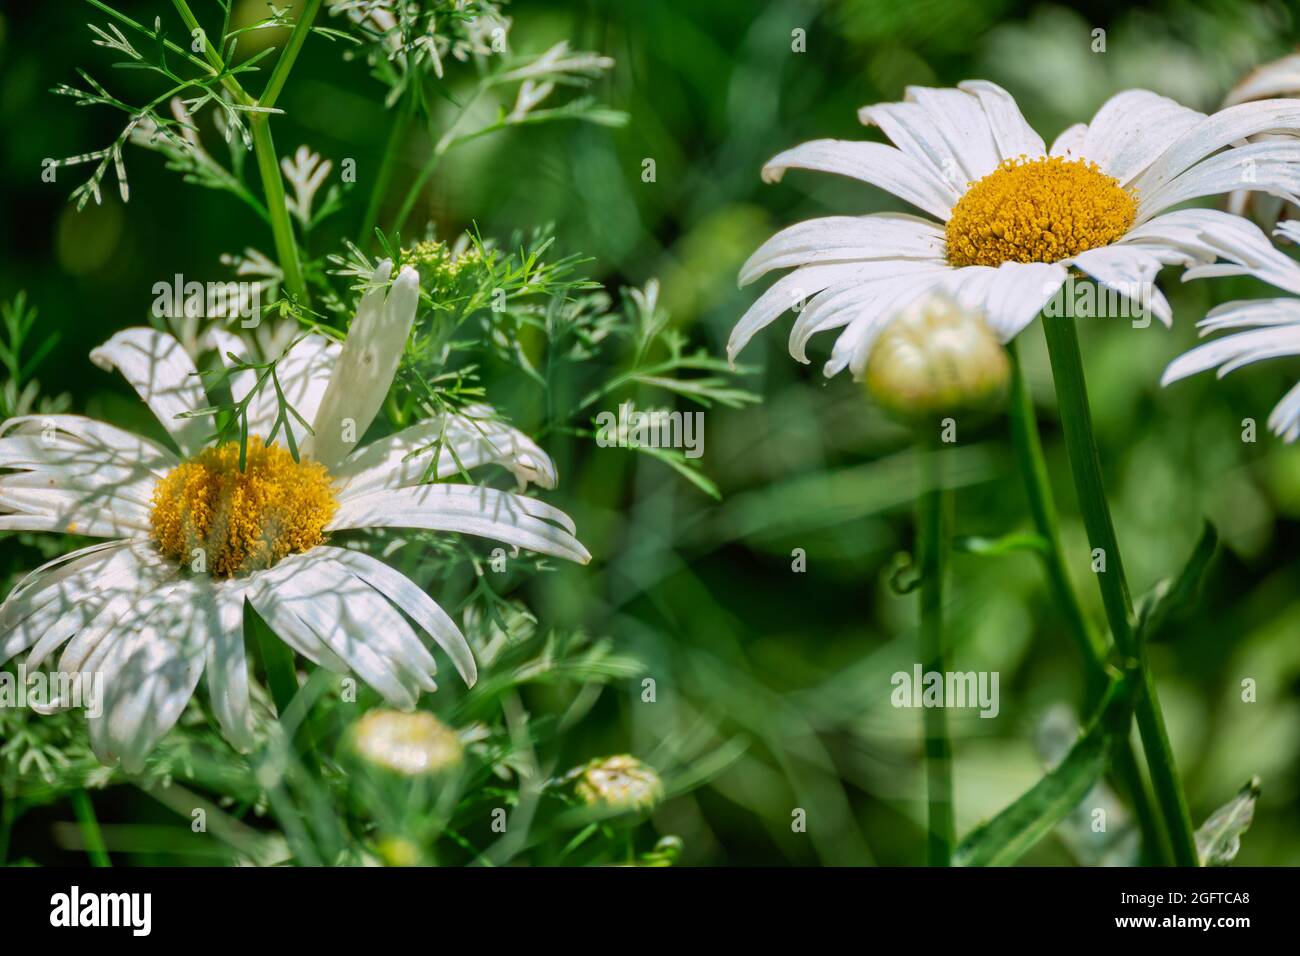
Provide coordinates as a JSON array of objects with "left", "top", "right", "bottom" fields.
[
  {"left": 150, "top": 437, "right": 337, "bottom": 578},
  {"left": 945, "top": 157, "right": 1137, "bottom": 267}
]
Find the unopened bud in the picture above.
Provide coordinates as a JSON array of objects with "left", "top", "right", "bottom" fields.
[
  {"left": 572, "top": 755, "right": 663, "bottom": 812},
  {"left": 864, "top": 293, "right": 1009, "bottom": 421},
  {"left": 351, "top": 710, "right": 463, "bottom": 776}
]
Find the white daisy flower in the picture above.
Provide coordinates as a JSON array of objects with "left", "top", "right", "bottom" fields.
[
  {"left": 1162, "top": 219, "right": 1300, "bottom": 443},
  {"left": 0, "top": 261, "right": 589, "bottom": 771},
  {"left": 731, "top": 81, "right": 1300, "bottom": 379}
]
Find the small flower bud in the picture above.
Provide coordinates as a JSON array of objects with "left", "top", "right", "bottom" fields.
[
  {"left": 572, "top": 755, "right": 663, "bottom": 812},
  {"left": 864, "top": 292, "right": 1010, "bottom": 422},
  {"left": 351, "top": 710, "right": 463, "bottom": 777}
]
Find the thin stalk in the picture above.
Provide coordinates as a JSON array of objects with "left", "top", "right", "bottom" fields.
[
  {"left": 70, "top": 789, "right": 111, "bottom": 867},
  {"left": 250, "top": 116, "right": 307, "bottom": 301},
  {"left": 258, "top": 0, "right": 325, "bottom": 114},
  {"left": 359, "top": 90, "right": 416, "bottom": 245},
  {"left": 391, "top": 86, "right": 486, "bottom": 237},
  {"left": 1040, "top": 313, "right": 1200, "bottom": 866},
  {"left": 917, "top": 438, "right": 954, "bottom": 866},
  {"left": 171, "top": 0, "right": 314, "bottom": 302},
  {"left": 1006, "top": 339, "right": 1167, "bottom": 864}
]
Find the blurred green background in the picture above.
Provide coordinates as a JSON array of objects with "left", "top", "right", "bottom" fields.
[{"left": 2, "top": 0, "right": 1299, "bottom": 865}]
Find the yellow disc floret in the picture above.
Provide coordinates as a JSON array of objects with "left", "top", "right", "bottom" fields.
[
  {"left": 150, "top": 437, "right": 337, "bottom": 578},
  {"left": 945, "top": 157, "right": 1137, "bottom": 267}
]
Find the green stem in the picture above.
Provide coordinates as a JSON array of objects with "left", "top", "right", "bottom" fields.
[
  {"left": 1006, "top": 339, "right": 1167, "bottom": 864},
  {"left": 917, "top": 438, "right": 954, "bottom": 866},
  {"left": 391, "top": 86, "right": 486, "bottom": 237},
  {"left": 71, "top": 789, "right": 111, "bottom": 867},
  {"left": 171, "top": 0, "right": 314, "bottom": 302},
  {"left": 359, "top": 90, "right": 416, "bottom": 245},
  {"left": 250, "top": 116, "right": 307, "bottom": 301},
  {"left": 1040, "top": 313, "right": 1199, "bottom": 867},
  {"left": 259, "top": 0, "right": 324, "bottom": 114}
]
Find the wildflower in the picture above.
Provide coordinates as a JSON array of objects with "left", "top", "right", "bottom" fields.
[
  {"left": 0, "top": 262, "right": 589, "bottom": 771},
  {"left": 732, "top": 81, "right": 1300, "bottom": 380}
]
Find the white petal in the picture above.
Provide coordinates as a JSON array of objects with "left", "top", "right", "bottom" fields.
[
  {"left": 1162, "top": 325, "right": 1300, "bottom": 384},
  {"left": 246, "top": 332, "right": 341, "bottom": 446},
  {"left": 205, "top": 580, "right": 255, "bottom": 751},
  {"left": 89, "top": 328, "right": 210, "bottom": 457},
  {"left": 788, "top": 263, "right": 952, "bottom": 364},
  {"left": 0, "top": 434, "right": 161, "bottom": 506},
  {"left": 762, "top": 140, "right": 958, "bottom": 220},
  {"left": 1133, "top": 99, "right": 1300, "bottom": 199},
  {"left": 314, "top": 545, "right": 476, "bottom": 685},
  {"left": 243, "top": 576, "right": 349, "bottom": 674},
  {"left": 332, "top": 404, "right": 558, "bottom": 496},
  {"left": 1197, "top": 297, "right": 1300, "bottom": 334},
  {"left": 1050, "top": 123, "right": 1088, "bottom": 158},
  {"left": 858, "top": 100, "right": 972, "bottom": 194},
  {"left": 728, "top": 262, "right": 877, "bottom": 365},
  {"left": 56, "top": 546, "right": 179, "bottom": 674},
  {"left": 0, "top": 543, "right": 130, "bottom": 665},
  {"left": 1267, "top": 380, "right": 1300, "bottom": 441},
  {"left": 87, "top": 579, "right": 210, "bottom": 772},
  {"left": 739, "top": 213, "right": 945, "bottom": 286},
  {"left": 1065, "top": 245, "right": 1173, "bottom": 326},
  {"left": 957, "top": 80, "right": 1046, "bottom": 162},
  {"left": 326, "top": 483, "right": 590, "bottom": 565},
  {"left": 823, "top": 273, "right": 951, "bottom": 379},
  {"left": 940, "top": 261, "right": 1068, "bottom": 343},
  {"left": 1079, "top": 90, "right": 1205, "bottom": 185},
  {"left": 1136, "top": 141, "right": 1300, "bottom": 222},
  {"left": 253, "top": 553, "right": 419, "bottom": 708},
  {"left": 0, "top": 414, "right": 177, "bottom": 472},
  {"left": 26, "top": 543, "right": 172, "bottom": 669},
  {"left": 1223, "top": 53, "right": 1300, "bottom": 107},
  {"left": 270, "top": 554, "right": 439, "bottom": 696},
  {"left": 307, "top": 261, "right": 419, "bottom": 469},
  {"left": 902, "top": 85, "right": 1003, "bottom": 182}
]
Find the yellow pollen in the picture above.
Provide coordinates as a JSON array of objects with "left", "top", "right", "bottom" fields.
[
  {"left": 150, "top": 437, "right": 337, "bottom": 578},
  {"left": 945, "top": 157, "right": 1137, "bottom": 268}
]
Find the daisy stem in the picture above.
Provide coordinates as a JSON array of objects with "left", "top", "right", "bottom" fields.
[
  {"left": 1006, "top": 339, "right": 1168, "bottom": 865},
  {"left": 1039, "top": 314, "right": 1200, "bottom": 867},
  {"left": 70, "top": 789, "right": 110, "bottom": 867},
  {"left": 917, "top": 436, "right": 954, "bottom": 865}
]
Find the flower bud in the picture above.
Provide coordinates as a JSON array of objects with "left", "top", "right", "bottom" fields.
[
  {"left": 864, "top": 292, "right": 1010, "bottom": 422},
  {"left": 351, "top": 710, "right": 463, "bottom": 777},
  {"left": 572, "top": 755, "right": 663, "bottom": 812}
]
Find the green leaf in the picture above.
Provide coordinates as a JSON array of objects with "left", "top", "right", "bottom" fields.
[
  {"left": 1195, "top": 776, "right": 1261, "bottom": 866},
  {"left": 629, "top": 445, "right": 721, "bottom": 500},
  {"left": 954, "top": 675, "right": 1135, "bottom": 867},
  {"left": 1136, "top": 521, "right": 1219, "bottom": 643}
]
